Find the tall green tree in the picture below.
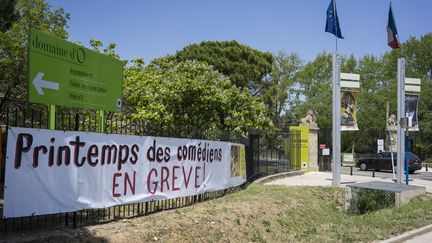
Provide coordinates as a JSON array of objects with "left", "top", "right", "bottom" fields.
[
  {"left": 401, "top": 33, "right": 432, "bottom": 158},
  {"left": 0, "top": 0, "right": 69, "bottom": 115},
  {"left": 264, "top": 51, "right": 303, "bottom": 128},
  {"left": 0, "top": 0, "right": 19, "bottom": 32},
  {"left": 295, "top": 52, "right": 333, "bottom": 127},
  {"left": 174, "top": 40, "right": 273, "bottom": 96},
  {"left": 403, "top": 33, "right": 432, "bottom": 79},
  {"left": 342, "top": 55, "right": 388, "bottom": 153},
  {"left": 123, "top": 57, "right": 273, "bottom": 138}
]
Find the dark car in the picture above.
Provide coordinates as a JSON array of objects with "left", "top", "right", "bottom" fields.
[{"left": 356, "top": 152, "right": 422, "bottom": 173}]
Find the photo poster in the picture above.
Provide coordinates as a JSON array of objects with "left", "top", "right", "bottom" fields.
[
  {"left": 4, "top": 127, "right": 247, "bottom": 218},
  {"left": 230, "top": 145, "right": 246, "bottom": 177},
  {"left": 340, "top": 91, "right": 359, "bottom": 131},
  {"left": 405, "top": 93, "right": 419, "bottom": 131}
]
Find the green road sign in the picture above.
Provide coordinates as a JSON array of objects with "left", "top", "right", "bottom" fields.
[{"left": 28, "top": 28, "right": 123, "bottom": 111}]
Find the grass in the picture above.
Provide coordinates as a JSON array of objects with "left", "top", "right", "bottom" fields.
[{"left": 5, "top": 185, "right": 432, "bottom": 242}]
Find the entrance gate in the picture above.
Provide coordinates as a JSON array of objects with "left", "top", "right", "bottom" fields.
[{"left": 245, "top": 129, "right": 303, "bottom": 181}]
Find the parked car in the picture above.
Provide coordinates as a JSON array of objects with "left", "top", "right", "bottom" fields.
[{"left": 356, "top": 152, "right": 422, "bottom": 173}]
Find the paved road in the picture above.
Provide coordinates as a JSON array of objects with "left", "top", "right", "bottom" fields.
[
  {"left": 266, "top": 167, "right": 432, "bottom": 193},
  {"left": 341, "top": 166, "right": 432, "bottom": 182}
]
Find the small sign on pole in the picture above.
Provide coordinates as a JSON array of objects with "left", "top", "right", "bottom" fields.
[
  {"left": 323, "top": 148, "right": 330, "bottom": 156},
  {"left": 377, "top": 139, "right": 384, "bottom": 153}
]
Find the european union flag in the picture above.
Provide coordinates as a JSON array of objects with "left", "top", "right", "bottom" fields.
[{"left": 325, "top": 0, "right": 344, "bottom": 39}]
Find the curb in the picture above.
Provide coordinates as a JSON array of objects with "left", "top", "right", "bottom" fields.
[
  {"left": 380, "top": 224, "right": 432, "bottom": 243},
  {"left": 253, "top": 170, "right": 305, "bottom": 184}
]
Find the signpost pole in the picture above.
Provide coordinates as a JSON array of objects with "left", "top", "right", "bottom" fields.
[
  {"left": 332, "top": 52, "right": 341, "bottom": 186},
  {"left": 0, "top": 126, "right": 3, "bottom": 182},
  {"left": 405, "top": 131, "right": 409, "bottom": 185},
  {"left": 48, "top": 104, "right": 56, "bottom": 130},
  {"left": 98, "top": 110, "right": 105, "bottom": 133},
  {"left": 397, "top": 58, "right": 405, "bottom": 184}
]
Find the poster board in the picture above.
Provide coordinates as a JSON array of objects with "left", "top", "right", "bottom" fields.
[{"left": 341, "top": 91, "right": 359, "bottom": 131}]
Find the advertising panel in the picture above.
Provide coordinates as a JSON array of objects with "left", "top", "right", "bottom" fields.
[
  {"left": 405, "top": 93, "right": 419, "bottom": 131},
  {"left": 341, "top": 91, "right": 359, "bottom": 131},
  {"left": 4, "top": 127, "right": 246, "bottom": 218}
]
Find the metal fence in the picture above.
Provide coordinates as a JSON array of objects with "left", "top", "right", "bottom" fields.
[
  {"left": 0, "top": 102, "right": 249, "bottom": 234},
  {"left": 0, "top": 187, "right": 241, "bottom": 233},
  {"left": 245, "top": 130, "right": 301, "bottom": 181}
]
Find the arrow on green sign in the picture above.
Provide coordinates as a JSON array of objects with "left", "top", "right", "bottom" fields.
[
  {"left": 28, "top": 28, "right": 123, "bottom": 111},
  {"left": 32, "top": 72, "right": 60, "bottom": 95}
]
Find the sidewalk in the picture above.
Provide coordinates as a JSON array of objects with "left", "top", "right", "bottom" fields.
[
  {"left": 265, "top": 170, "right": 432, "bottom": 193},
  {"left": 265, "top": 170, "right": 432, "bottom": 243},
  {"left": 380, "top": 224, "right": 432, "bottom": 243}
]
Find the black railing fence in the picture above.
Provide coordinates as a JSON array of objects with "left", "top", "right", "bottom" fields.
[
  {"left": 245, "top": 129, "right": 301, "bottom": 180},
  {"left": 0, "top": 102, "right": 293, "bottom": 235}
]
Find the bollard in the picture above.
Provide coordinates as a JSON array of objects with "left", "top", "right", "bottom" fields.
[
  {"left": 426, "top": 164, "right": 428, "bottom": 172},
  {"left": 73, "top": 212, "right": 77, "bottom": 228},
  {"left": 372, "top": 170, "right": 375, "bottom": 178},
  {"left": 350, "top": 166, "right": 353, "bottom": 176}
]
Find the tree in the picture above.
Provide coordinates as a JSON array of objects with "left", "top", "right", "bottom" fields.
[
  {"left": 403, "top": 33, "right": 432, "bottom": 80},
  {"left": 264, "top": 51, "right": 303, "bottom": 128},
  {"left": 343, "top": 55, "right": 388, "bottom": 153},
  {"left": 0, "top": 0, "right": 19, "bottom": 32},
  {"left": 294, "top": 52, "right": 333, "bottom": 128},
  {"left": 173, "top": 40, "right": 273, "bottom": 96},
  {"left": 400, "top": 33, "right": 432, "bottom": 158},
  {"left": 123, "top": 57, "right": 273, "bottom": 139},
  {"left": 0, "top": 0, "right": 69, "bottom": 116}
]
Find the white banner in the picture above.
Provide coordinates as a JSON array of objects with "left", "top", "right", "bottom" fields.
[{"left": 4, "top": 127, "right": 246, "bottom": 218}]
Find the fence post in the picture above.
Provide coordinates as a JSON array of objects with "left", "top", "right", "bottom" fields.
[
  {"left": 0, "top": 126, "right": 3, "bottom": 183},
  {"left": 98, "top": 110, "right": 105, "bottom": 133},
  {"left": 245, "top": 130, "right": 256, "bottom": 180},
  {"left": 73, "top": 211, "right": 77, "bottom": 228},
  {"left": 72, "top": 113, "right": 80, "bottom": 228},
  {"left": 48, "top": 105, "right": 56, "bottom": 130}
]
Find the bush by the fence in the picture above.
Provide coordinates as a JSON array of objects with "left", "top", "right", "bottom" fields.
[{"left": 350, "top": 189, "right": 395, "bottom": 214}]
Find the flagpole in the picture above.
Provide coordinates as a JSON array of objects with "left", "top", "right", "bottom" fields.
[
  {"left": 334, "top": 0, "right": 338, "bottom": 52},
  {"left": 331, "top": 0, "right": 341, "bottom": 186},
  {"left": 336, "top": 36, "right": 338, "bottom": 52}
]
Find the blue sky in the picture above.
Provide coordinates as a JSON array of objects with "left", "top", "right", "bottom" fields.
[{"left": 45, "top": 0, "right": 432, "bottom": 64}]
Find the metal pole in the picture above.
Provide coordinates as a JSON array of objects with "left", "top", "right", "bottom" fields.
[
  {"left": 98, "top": 110, "right": 105, "bottom": 133},
  {"left": 333, "top": 0, "right": 338, "bottom": 52},
  {"left": 397, "top": 58, "right": 406, "bottom": 184},
  {"left": 48, "top": 104, "right": 56, "bottom": 130},
  {"left": 332, "top": 52, "right": 341, "bottom": 186},
  {"left": 405, "top": 131, "right": 409, "bottom": 185}
]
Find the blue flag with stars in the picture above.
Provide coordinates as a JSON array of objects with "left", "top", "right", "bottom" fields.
[{"left": 325, "top": 0, "right": 344, "bottom": 39}]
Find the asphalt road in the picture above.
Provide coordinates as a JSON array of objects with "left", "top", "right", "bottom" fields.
[{"left": 341, "top": 166, "right": 432, "bottom": 181}]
